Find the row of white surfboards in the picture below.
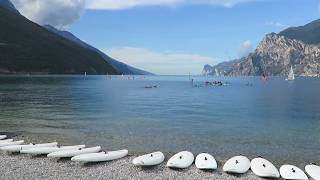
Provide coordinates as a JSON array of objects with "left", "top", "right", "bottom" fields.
[
  {"left": 147, "top": 151, "right": 320, "bottom": 180},
  {"left": 0, "top": 135, "right": 319, "bottom": 180},
  {"left": 0, "top": 136, "right": 128, "bottom": 162}
]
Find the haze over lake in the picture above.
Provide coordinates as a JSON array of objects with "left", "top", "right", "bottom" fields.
[{"left": 0, "top": 75, "right": 320, "bottom": 163}]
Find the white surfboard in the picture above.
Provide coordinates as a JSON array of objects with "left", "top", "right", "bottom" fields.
[
  {"left": 0, "top": 142, "right": 58, "bottom": 152},
  {"left": 195, "top": 153, "right": 217, "bottom": 170},
  {"left": 0, "top": 140, "right": 24, "bottom": 147},
  {"left": 305, "top": 164, "right": 320, "bottom": 180},
  {"left": 20, "top": 145, "right": 85, "bottom": 154},
  {"left": 0, "top": 139, "right": 13, "bottom": 143},
  {"left": 0, "top": 135, "right": 7, "bottom": 140},
  {"left": 166, "top": 151, "right": 194, "bottom": 169},
  {"left": 47, "top": 146, "right": 101, "bottom": 158},
  {"left": 223, "top": 155, "right": 250, "bottom": 174},
  {"left": 71, "top": 149, "right": 128, "bottom": 163},
  {"left": 280, "top": 165, "right": 308, "bottom": 180},
  {"left": 251, "top": 157, "right": 280, "bottom": 178},
  {"left": 132, "top": 151, "right": 165, "bottom": 166}
]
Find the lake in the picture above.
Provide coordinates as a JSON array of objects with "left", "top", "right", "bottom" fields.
[{"left": 0, "top": 75, "right": 319, "bottom": 164}]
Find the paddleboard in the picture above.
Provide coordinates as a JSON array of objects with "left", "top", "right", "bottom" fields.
[
  {"left": 280, "top": 164, "right": 308, "bottom": 180},
  {"left": 166, "top": 151, "right": 194, "bottom": 169},
  {"left": 223, "top": 155, "right": 250, "bottom": 174},
  {"left": 251, "top": 157, "right": 280, "bottom": 178},
  {"left": 0, "top": 142, "right": 58, "bottom": 152},
  {"left": 305, "top": 164, "right": 320, "bottom": 180},
  {"left": 0, "top": 140, "right": 24, "bottom": 147},
  {"left": 20, "top": 145, "right": 85, "bottom": 154},
  {"left": 71, "top": 149, "right": 128, "bottom": 163},
  {"left": 132, "top": 151, "right": 165, "bottom": 166},
  {"left": 0, "top": 139, "right": 13, "bottom": 143},
  {"left": 47, "top": 146, "right": 101, "bottom": 158},
  {"left": 0, "top": 135, "right": 7, "bottom": 140},
  {"left": 195, "top": 153, "right": 217, "bottom": 170}
]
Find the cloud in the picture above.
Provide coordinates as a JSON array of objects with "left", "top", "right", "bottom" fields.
[
  {"left": 11, "top": 0, "right": 85, "bottom": 29},
  {"left": 238, "top": 40, "right": 253, "bottom": 57},
  {"left": 10, "top": 0, "right": 258, "bottom": 28},
  {"left": 264, "top": 21, "right": 288, "bottom": 28},
  {"left": 105, "top": 47, "right": 215, "bottom": 75},
  {"left": 86, "top": 0, "right": 258, "bottom": 10}
]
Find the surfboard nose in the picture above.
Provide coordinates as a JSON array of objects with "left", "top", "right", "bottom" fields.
[
  {"left": 47, "top": 154, "right": 54, "bottom": 158},
  {"left": 133, "top": 159, "right": 144, "bottom": 166},
  {"left": 166, "top": 162, "right": 174, "bottom": 167},
  {"left": 71, "top": 156, "right": 79, "bottom": 161}
]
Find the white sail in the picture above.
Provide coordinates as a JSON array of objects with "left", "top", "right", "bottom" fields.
[
  {"left": 286, "top": 66, "right": 295, "bottom": 81},
  {"left": 215, "top": 69, "right": 220, "bottom": 76}
]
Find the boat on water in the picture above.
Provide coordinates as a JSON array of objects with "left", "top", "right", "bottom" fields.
[
  {"left": 285, "top": 66, "right": 295, "bottom": 81},
  {"left": 144, "top": 85, "right": 158, "bottom": 89}
]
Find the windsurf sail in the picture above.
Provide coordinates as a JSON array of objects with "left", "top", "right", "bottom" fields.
[{"left": 286, "top": 66, "right": 295, "bottom": 81}]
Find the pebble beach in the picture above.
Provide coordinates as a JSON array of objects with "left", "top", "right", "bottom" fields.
[
  {"left": 0, "top": 153, "right": 261, "bottom": 180},
  {"left": 0, "top": 135, "right": 265, "bottom": 180},
  {"left": 0, "top": 134, "right": 314, "bottom": 180}
]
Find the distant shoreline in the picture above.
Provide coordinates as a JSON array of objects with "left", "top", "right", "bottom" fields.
[{"left": 0, "top": 74, "right": 319, "bottom": 78}]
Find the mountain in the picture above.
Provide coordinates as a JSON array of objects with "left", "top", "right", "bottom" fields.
[
  {"left": 44, "top": 25, "right": 152, "bottom": 75},
  {"left": 0, "top": 0, "right": 19, "bottom": 14},
  {"left": 203, "top": 20, "right": 320, "bottom": 77},
  {"left": 279, "top": 19, "right": 320, "bottom": 45},
  {"left": 0, "top": 4, "right": 118, "bottom": 74},
  {"left": 201, "top": 59, "right": 243, "bottom": 76}
]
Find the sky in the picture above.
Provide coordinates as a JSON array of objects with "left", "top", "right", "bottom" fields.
[{"left": 10, "top": 0, "right": 320, "bottom": 75}]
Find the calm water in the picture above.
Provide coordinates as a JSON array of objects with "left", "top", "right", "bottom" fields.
[{"left": 0, "top": 75, "right": 320, "bottom": 163}]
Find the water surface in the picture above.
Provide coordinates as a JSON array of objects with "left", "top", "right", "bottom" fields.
[{"left": 0, "top": 75, "right": 319, "bottom": 163}]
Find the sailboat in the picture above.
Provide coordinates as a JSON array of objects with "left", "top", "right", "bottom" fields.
[{"left": 285, "top": 66, "right": 295, "bottom": 81}]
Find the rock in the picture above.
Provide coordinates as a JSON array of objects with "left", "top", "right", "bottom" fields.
[{"left": 203, "top": 33, "right": 320, "bottom": 77}]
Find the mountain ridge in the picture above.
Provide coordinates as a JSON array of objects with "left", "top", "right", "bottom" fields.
[
  {"left": 0, "top": 0, "right": 19, "bottom": 14},
  {"left": 202, "top": 20, "right": 320, "bottom": 77},
  {"left": 0, "top": 5, "right": 118, "bottom": 74},
  {"left": 279, "top": 19, "right": 320, "bottom": 45},
  {"left": 43, "top": 25, "right": 152, "bottom": 75}
]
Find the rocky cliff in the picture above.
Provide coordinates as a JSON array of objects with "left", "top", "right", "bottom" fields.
[{"left": 204, "top": 20, "right": 320, "bottom": 77}]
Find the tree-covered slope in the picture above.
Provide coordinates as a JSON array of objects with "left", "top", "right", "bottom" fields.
[
  {"left": 0, "top": 6, "right": 118, "bottom": 74},
  {"left": 44, "top": 25, "right": 152, "bottom": 75}
]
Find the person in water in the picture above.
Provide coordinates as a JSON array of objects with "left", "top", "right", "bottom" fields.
[{"left": 261, "top": 72, "right": 268, "bottom": 81}]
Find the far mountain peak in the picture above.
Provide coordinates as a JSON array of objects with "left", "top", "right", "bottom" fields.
[
  {"left": 43, "top": 25, "right": 152, "bottom": 75},
  {"left": 0, "top": 0, "right": 19, "bottom": 14}
]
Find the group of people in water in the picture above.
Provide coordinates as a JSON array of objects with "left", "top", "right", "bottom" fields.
[
  {"left": 205, "top": 80, "right": 224, "bottom": 86},
  {"left": 191, "top": 79, "right": 226, "bottom": 87}
]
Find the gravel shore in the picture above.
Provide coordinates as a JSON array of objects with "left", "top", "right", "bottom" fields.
[
  {"left": 0, "top": 134, "right": 313, "bottom": 180},
  {"left": 0, "top": 152, "right": 261, "bottom": 180}
]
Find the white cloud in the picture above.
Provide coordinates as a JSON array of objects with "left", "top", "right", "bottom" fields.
[
  {"left": 10, "top": 0, "right": 259, "bottom": 27},
  {"left": 238, "top": 40, "right": 253, "bottom": 57},
  {"left": 105, "top": 47, "right": 215, "bottom": 75},
  {"left": 86, "top": 0, "right": 258, "bottom": 10},
  {"left": 11, "top": 0, "right": 85, "bottom": 29},
  {"left": 264, "top": 21, "right": 288, "bottom": 28}
]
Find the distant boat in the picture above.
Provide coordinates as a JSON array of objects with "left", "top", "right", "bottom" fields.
[
  {"left": 84, "top": 72, "right": 87, "bottom": 76},
  {"left": 285, "top": 66, "right": 295, "bottom": 81}
]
